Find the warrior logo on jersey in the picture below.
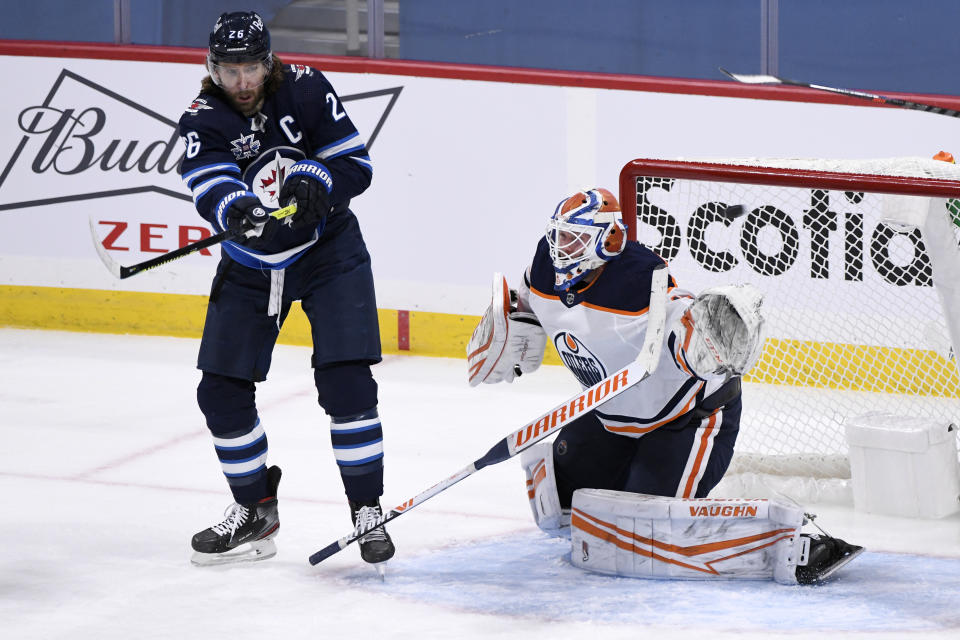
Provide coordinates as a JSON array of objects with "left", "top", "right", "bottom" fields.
[
  {"left": 554, "top": 332, "right": 607, "bottom": 387},
  {"left": 242, "top": 146, "right": 304, "bottom": 208},
  {"left": 230, "top": 132, "right": 261, "bottom": 160},
  {"left": 184, "top": 98, "right": 213, "bottom": 115}
]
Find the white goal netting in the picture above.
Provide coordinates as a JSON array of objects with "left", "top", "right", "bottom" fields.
[{"left": 620, "top": 157, "right": 960, "bottom": 502}]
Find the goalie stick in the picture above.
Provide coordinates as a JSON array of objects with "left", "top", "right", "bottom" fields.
[
  {"left": 718, "top": 67, "right": 960, "bottom": 119},
  {"left": 89, "top": 203, "right": 297, "bottom": 279},
  {"left": 308, "top": 262, "right": 670, "bottom": 566}
]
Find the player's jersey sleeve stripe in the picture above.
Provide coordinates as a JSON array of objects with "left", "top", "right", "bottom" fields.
[
  {"left": 350, "top": 155, "right": 372, "bottom": 173},
  {"left": 677, "top": 411, "right": 721, "bottom": 498},
  {"left": 314, "top": 133, "right": 366, "bottom": 160},
  {"left": 670, "top": 329, "right": 697, "bottom": 377},
  {"left": 182, "top": 162, "right": 240, "bottom": 187},
  {"left": 596, "top": 378, "right": 704, "bottom": 435},
  {"left": 193, "top": 176, "right": 248, "bottom": 204}
]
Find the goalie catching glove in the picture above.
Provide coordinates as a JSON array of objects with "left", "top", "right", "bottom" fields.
[
  {"left": 678, "top": 283, "right": 765, "bottom": 380},
  {"left": 467, "top": 273, "right": 547, "bottom": 386}
]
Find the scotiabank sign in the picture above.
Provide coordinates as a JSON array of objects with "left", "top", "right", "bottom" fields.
[{"left": 635, "top": 178, "right": 934, "bottom": 288}]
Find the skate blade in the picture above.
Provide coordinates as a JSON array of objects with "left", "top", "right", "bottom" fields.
[
  {"left": 815, "top": 545, "right": 865, "bottom": 583},
  {"left": 191, "top": 539, "right": 277, "bottom": 567},
  {"left": 370, "top": 560, "right": 387, "bottom": 580}
]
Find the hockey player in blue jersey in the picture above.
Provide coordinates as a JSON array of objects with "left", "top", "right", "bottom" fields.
[
  {"left": 467, "top": 188, "right": 862, "bottom": 584},
  {"left": 180, "top": 11, "right": 393, "bottom": 569}
]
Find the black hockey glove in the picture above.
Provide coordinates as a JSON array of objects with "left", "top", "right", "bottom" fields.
[
  {"left": 222, "top": 193, "right": 277, "bottom": 244},
  {"left": 280, "top": 160, "right": 333, "bottom": 231}
]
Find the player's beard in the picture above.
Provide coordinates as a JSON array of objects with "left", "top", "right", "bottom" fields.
[{"left": 226, "top": 85, "right": 266, "bottom": 117}]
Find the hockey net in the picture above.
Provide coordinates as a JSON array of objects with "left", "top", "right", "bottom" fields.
[{"left": 619, "top": 157, "right": 960, "bottom": 503}]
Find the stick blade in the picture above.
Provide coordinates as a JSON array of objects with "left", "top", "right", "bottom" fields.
[
  {"left": 88, "top": 217, "right": 123, "bottom": 279},
  {"left": 718, "top": 67, "right": 784, "bottom": 85}
]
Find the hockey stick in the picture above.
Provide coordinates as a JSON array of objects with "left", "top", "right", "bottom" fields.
[
  {"left": 308, "top": 262, "right": 670, "bottom": 566},
  {"left": 89, "top": 203, "right": 297, "bottom": 279},
  {"left": 718, "top": 67, "right": 960, "bottom": 119}
]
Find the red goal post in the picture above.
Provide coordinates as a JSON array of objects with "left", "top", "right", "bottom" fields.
[{"left": 618, "top": 157, "right": 960, "bottom": 497}]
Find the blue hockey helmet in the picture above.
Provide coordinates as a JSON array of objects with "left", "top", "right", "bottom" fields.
[{"left": 207, "top": 11, "right": 273, "bottom": 87}]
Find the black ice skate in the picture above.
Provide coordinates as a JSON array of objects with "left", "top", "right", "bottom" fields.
[
  {"left": 350, "top": 498, "right": 395, "bottom": 574},
  {"left": 191, "top": 466, "right": 282, "bottom": 566},
  {"left": 795, "top": 533, "right": 864, "bottom": 585}
]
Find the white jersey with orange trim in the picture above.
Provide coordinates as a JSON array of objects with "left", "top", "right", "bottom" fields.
[{"left": 520, "top": 239, "right": 730, "bottom": 437}]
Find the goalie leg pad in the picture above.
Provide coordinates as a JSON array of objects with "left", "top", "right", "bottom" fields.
[
  {"left": 570, "top": 489, "right": 807, "bottom": 584},
  {"left": 520, "top": 442, "right": 570, "bottom": 536}
]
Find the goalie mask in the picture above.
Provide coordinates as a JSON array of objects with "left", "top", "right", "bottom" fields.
[
  {"left": 546, "top": 188, "right": 627, "bottom": 292},
  {"left": 207, "top": 11, "right": 273, "bottom": 90}
]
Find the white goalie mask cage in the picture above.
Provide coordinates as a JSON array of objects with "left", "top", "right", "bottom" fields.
[{"left": 546, "top": 188, "right": 627, "bottom": 291}]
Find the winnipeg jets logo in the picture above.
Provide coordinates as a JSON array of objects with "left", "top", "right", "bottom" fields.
[
  {"left": 244, "top": 148, "right": 300, "bottom": 208},
  {"left": 291, "top": 64, "right": 314, "bottom": 81},
  {"left": 230, "top": 132, "right": 261, "bottom": 160},
  {"left": 184, "top": 98, "right": 213, "bottom": 115},
  {"left": 259, "top": 164, "right": 286, "bottom": 201},
  {"left": 255, "top": 152, "right": 291, "bottom": 205},
  {"left": 554, "top": 332, "right": 606, "bottom": 387}
]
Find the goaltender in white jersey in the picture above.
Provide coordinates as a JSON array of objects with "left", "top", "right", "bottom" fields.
[{"left": 467, "top": 187, "right": 862, "bottom": 585}]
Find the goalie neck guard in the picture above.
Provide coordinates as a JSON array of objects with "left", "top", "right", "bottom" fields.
[{"left": 546, "top": 188, "right": 627, "bottom": 292}]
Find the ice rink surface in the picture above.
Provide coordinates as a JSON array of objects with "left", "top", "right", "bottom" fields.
[{"left": 2, "top": 328, "right": 959, "bottom": 640}]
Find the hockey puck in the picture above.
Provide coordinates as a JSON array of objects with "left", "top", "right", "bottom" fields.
[{"left": 724, "top": 204, "right": 747, "bottom": 219}]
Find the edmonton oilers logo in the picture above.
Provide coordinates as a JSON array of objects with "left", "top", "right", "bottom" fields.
[{"left": 554, "top": 332, "right": 606, "bottom": 387}]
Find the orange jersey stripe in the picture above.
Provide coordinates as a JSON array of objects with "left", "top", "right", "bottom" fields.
[
  {"left": 681, "top": 412, "right": 719, "bottom": 498},
  {"left": 529, "top": 283, "right": 678, "bottom": 317},
  {"left": 601, "top": 380, "right": 703, "bottom": 435}
]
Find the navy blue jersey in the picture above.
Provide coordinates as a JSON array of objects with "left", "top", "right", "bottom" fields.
[{"left": 178, "top": 64, "right": 371, "bottom": 269}]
